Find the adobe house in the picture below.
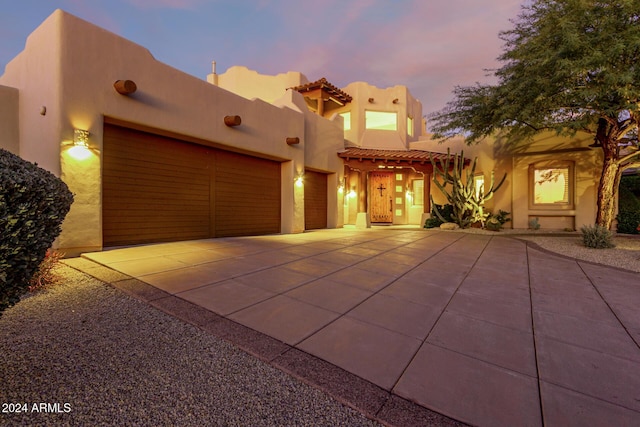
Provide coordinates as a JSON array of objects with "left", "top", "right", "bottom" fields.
[
  {"left": 212, "top": 68, "right": 443, "bottom": 228},
  {"left": 216, "top": 66, "right": 604, "bottom": 232},
  {"left": 0, "top": 10, "right": 346, "bottom": 255},
  {"left": 0, "top": 10, "right": 606, "bottom": 257}
]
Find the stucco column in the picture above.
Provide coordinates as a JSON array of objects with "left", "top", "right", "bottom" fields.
[
  {"left": 420, "top": 173, "right": 432, "bottom": 227},
  {"left": 424, "top": 174, "right": 431, "bottom": 213},
  {"left": 356, "top": 170, "right": 370, "bottom": 228}
]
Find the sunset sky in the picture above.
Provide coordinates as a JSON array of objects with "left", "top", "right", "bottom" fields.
[{"left": 0, "top": 0, "right": 525, "bottom": 117}]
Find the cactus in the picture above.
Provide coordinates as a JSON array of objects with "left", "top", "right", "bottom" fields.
[{"left": 429, "top": 148, "right": 506, "bottom": 229}]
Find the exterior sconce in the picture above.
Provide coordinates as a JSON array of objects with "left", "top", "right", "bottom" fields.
[
  {"left": 224, "top": 115, "right": 242, "bottom": 127},
  {"left": 68, "top": 129, "right": 91, "bottom": 160},
  {"left": 295, "top": 175, "right": 304, "bottom": 188},
  {"left": 286, "top": 137, "right": 300, "bottom": 145},
  {"left": 368, "top": 98, "right": 374, "bottom": 103},
  {"left": 338, "top": 184, "right": 344, "bottom": 194},
  {"left": 114, "top": 80, "right": 137, "bottom": 95},
  {"left": 392, "top": 98, "right": 399, "bottom": 104}
]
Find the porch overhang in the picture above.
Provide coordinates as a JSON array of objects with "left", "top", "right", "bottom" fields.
[
  {"left": 291, "top": 78, "right": 352, "bottom": 115},
  {"left": 337, "top": 147, "right": 465, "bottom": 174}
]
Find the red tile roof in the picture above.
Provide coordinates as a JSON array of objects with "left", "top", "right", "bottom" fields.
[
  {"left": 291, "top": 78, "right": 352, "bottom": 104},
  {"left": 338, "top": 147, "right": 454, "bottom": 163}
]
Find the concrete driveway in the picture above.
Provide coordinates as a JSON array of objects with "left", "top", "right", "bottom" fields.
[{"left": 67, "top": 228, "right": 640, "bottom": 427}]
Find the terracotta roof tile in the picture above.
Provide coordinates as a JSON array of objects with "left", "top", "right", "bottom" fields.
[
  {"left": 291, "top": 78, "right": 352, "bottom": 104},
  {"left": 337, "top": 147, "right": 453, "bottom": 162}
]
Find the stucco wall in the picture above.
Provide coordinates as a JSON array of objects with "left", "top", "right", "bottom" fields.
[
  {"left": 0, "top": 85, "right": 19, "bottom": 154},
  {"left": 0, "top": 10, "right": 345, "bottom": 253},
  {"left": 339, "top": 82, "right": 423, "bottom": 150},
  {"left": 413, "top": 131, "right": 600, "bottom": 229},
  {"left": 0, "top": 14, "right": 63, "bottom": 174},
  {"left": 214, "top": 66, "right": 308, "bottom": 104}
]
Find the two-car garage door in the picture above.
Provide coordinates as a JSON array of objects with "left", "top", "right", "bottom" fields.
[{"left": 102, "top": 123, "right": 281, "bottom": 247}]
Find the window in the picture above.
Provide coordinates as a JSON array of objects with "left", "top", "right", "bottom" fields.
[
  {"left": 407, "top": 116, "right": 414, "bottom": 137},
  {"left": 529, "top": 162, "right": 573, "bottom": 209},
  {"left": 365, "top": 111, "right": 397, "bottom": 130},
  {"left": 412, "top": 179, "right": 424, "bottom": 205},
  {"left": 340, "top": 112, "right": 351, "bottom": 131}
]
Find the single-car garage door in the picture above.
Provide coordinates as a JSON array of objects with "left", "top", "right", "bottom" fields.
[
  {"left": 214, "top": 150, "right": 281, "bottom": 237},
  {"left": 103, "top": 123, "right": 281, "bottom": 246},
  {"left": 304, "top": 169, "right": 328, "bottom": 230}
]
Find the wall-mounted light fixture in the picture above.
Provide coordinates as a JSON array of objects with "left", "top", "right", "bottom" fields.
[
  {"left": 224, "top": 115, "right": 242, "bottom": 127},
  {"left": 114, "top": 80, "right": 137, "bottom": 95},
  {"left": 68, "top": 129, "right": 92, "bottom": 160},
  {"left": 286, "top": 137, "right": 300, "bottom": 145},
  {"left": 295, "top": 175, "right": 304, "bottom": 188}
]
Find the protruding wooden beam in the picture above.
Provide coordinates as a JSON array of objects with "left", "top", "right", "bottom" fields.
[
  {"left": 114, "top": 80, "right": 137, "bottom": 95},
  {"left": 224, "top": 115, "right": 242, "bottom": 127},
  {"left": 286, "top": 137, "right": 300, "bottom": 145}
]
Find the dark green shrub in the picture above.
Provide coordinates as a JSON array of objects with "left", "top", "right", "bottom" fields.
[
  {"left": 424, "top": 203, "right": 454, "bottom": 228},
  {"left": 580, "top": 224, "right": 615, "bottom": 249},
  {"left": 617, "top": 211, "right": 640, "bottom": 234},
  {"left": 1, "top": 149, "right": 73, "bottom": 315},
  {"left": 620, "top": 174, "right": 640, "bottom": 196},
  {"left": 616, "top": 186, "right": 640, "bottom": 234}
]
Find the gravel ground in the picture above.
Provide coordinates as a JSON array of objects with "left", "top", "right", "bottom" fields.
[
  {"left": 516, "top": 234, "right": 640, "bottom": 273},
  {"left": 0, "top": 267, "right": 382, "bottom": 427},
  {"left": 446, "top": 228, "right": 640, "bottom": 273}
]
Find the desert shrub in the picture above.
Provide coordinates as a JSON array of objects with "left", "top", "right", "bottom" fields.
[
  {"left": 0, "top": 149, "right": 73, "bottom": 315},
  {"left": 528, "top": 217, "right": 541, "bottom": 230},
  {"left": 424, "top": 203, "right": 454, "bottom": 228},
  {"left": 580, "top": 224, "right": 615, "bottom": 249},
  {"left": 485, "top": 210, "right": 511, "bottom": 231},
  {"left": 28, "top": 249, "right": 64, "bottom": 292}
]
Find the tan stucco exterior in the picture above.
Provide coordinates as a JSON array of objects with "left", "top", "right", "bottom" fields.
[
  {"left": 413, "top": 131, "right": 601, "bottom": 230},
  {"left": 0, "top": 10, "right": 344, "bottom": 254},
  {"left": 0, "top": 85, "right": 19, "bottom": 155},
  {"left": 0, "top": 9, "right": 606, "bottom": 255}
]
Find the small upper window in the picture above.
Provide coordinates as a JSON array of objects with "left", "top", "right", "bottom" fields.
[
  {"left": 407, "top": 116, "right": 414, "bottom": 137},
  {"left": 340, "top": 112, "right": 351, "bottom": 131},
  {"left": 365, "top": 111, "right": 397, "bottom": 131}
]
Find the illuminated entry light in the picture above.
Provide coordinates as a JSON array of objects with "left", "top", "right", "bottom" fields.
[{"left": 68, "top": 129, "right": 91, "bottom": 160}]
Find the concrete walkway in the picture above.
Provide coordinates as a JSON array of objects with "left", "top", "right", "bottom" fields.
[{"left": 67, "top": 228, "right": 640, "bottom": 426}]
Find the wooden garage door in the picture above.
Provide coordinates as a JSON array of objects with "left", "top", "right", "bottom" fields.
[
  {"left": 103, "top": 124, "right": 212, "bottom": 246},
  {"left": 304, "top": 170, "right": 328, "bottom": 230},
  {"left": 103, "top": 124, "right": 282, "bottom": 245},
  {"left": 214, "top": 150, "right": 281, "bottom": 237}
]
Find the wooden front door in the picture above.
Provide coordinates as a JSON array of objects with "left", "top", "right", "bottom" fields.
[{"left": 370, "top": 172, "right": 393, "bottom": 223}]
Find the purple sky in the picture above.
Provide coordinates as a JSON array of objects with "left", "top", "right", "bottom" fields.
[{"left": 0, "top": 0, "right": 524, "bottom": 116}]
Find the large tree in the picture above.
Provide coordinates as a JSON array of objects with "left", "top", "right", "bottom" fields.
[{"left": 430, "top": 0, "right": 640, "bottom": 229}]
